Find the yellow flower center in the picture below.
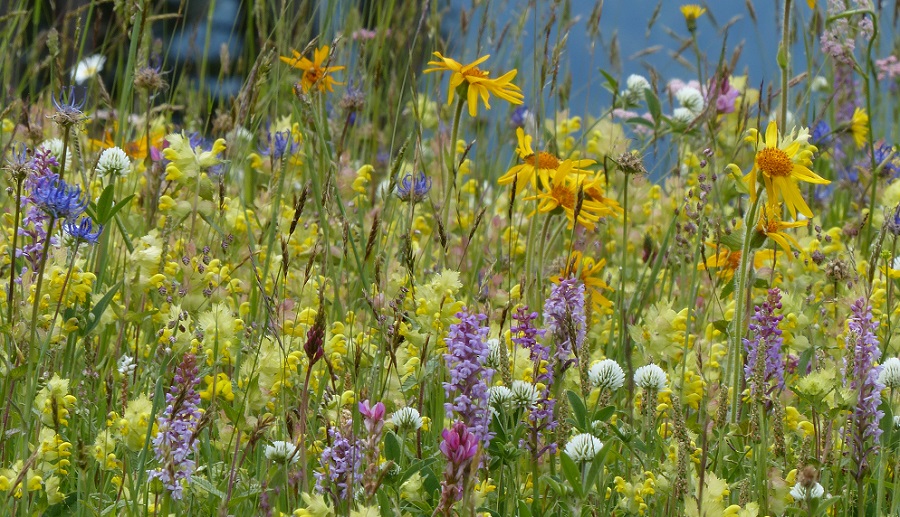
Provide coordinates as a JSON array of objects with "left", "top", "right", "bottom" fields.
[
  {"left": 756, "top": 147, "right": 793, "bottom": 177},
  {"left": 462, "top": 67, "right": 489, "bottom": 79},
  {"left": 727, "top": 251, "right": 741, "bottom": 270},
  {"left": 304, "top": 68, "right": 323, "bottom": 85},
  {"left": 550, "top": 184, "right": 576, "bottom": 209},
  {"left": 524, "top": 152, "right": 560, "bottom": 170}
]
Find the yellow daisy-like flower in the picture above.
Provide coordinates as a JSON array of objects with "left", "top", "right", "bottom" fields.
[
  {"left": 423, "top": 52, "right": 524, "bottom": 117},
  {"left": 280, "top": 45, "right": 345, "bottom": 93},
  {"left": 524, "top": 162, "right": 610, "bottom": 230},
  {"left": 757, "top": 203, "right": 806, "bottom": 255},
  {"left": 582, "top": 171, "right": 624, "bottom": 217},
  {"left": 739, "top": 120, "right": 830, "bottom": 219},
  {"left": 697, "top": 243, "right": 777, "bottom": 281},
  {"left": 680, "top": 4, "right": 706, "bottom": 30},
  {"left": 498, "top": 128, "right": 595, "bottom": 194},
  {"left": 850, "top": 107, "right": 869, "bottom": 149},
  {"left": 553, "top": 251, "right": 614, "bottom": 311}
]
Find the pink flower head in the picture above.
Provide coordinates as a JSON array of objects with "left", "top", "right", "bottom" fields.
[
  {"left": 358, "top": 399, "right": 386, "bottom": 435},
  {"left": 440, "top": 422, "right": 479, "bottom": 466}
]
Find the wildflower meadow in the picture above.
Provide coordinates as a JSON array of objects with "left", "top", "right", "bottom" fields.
[{"left": 3, "top": 0, "right": 900, "bottom": 515}]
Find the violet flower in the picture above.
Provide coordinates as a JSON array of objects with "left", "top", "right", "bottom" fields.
[
  {"left": 443, "top": 309, "right": 494, "bottom": 447},
  {"left": 743, "top": 288, "right": 786, "bottom": 397},
  {"left": 148, "top": 353, "right": 203, "bottom": 500},
  {"left": 543, "top": 277, "right": 586, "bottom": 371},
  {"left": 844, "top": 298, "right": 885, "bottom": 481},
  {"left": 315, "top": 427, "right": 363, "bottom": 500},
  {"left": 512, "top": 306, "right": 557, "bottom": 458}
]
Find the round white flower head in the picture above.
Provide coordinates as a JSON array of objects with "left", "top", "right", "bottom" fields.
[
  {"left": 564, "top": 433, "right": 603, "bottom": 463},
  {"left": 634, "top": 364, "right": 667, "bottom": 391},
  {"left": 391, "top": 406, "right": 423, "bottom": 431},
  {"left": 879, "top": 357, "right": 900, "bottom": 389},
  {"left": 486, "top": 338, "right": 503, "bottom": 368},
  {"left": 589, "top": 359, "right": 625, "bottom": 391},
  {"left": 510, "top": 380, "right": 539, "bottom": 409},
  {"left": 96, "top": 147, "right": 131, "bottom": 177},
  {"left": 626, "top": 74, "right": 651, "bottom": 96},
  {"left": 117, "top": 354, "right": 136, "bottom": 376},
  {"left": 489, "top": 386, "right": 513, "bottom": 407},
  {"left": 265, "top": 440, "right": 299, "bottom": 464},
  {"left": 811, "top": 75, "right": 829, "bottom": 93},
  {"left": 72, "top": 54, "right": 106, "bottom": 84},
  {"left": 671, "top": 107, "right": 696, "bottom": 124},
  {"left": 790, "top": 482, "right": 824, "bottom": 501},
  {"left": 894, "top": 415, "right": 900, "bottom": 429},
  {"left": 675, "top": 86, "right": 704, "bottom": 114}
]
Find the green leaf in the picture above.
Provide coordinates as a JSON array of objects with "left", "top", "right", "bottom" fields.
[
  {"left": 567, "top": 390, "right": 588, "bottom": 431},
  {"left": 712, "top": 319, "right": 730, "bottom": 335},
  {"left": 93, "top": 184, "right": 116, "bottom": 222},
  {"left": 599, "top": 69, "right": 619, "bottom": 95},
  {"left": 643, "top": 88, "right": 662, "bottom": 125},
  {"left": 559, "top": 453, "right": 584, "bottom": 498},
  {"left": 82, "top": 281, "right": 122, "bottom": 336},
  {"left": 192, "top": 476, "right": 226, "bottom": 499},
  {"left": 626, "top": 116, "right": 655, "bottom": 128},
  {"left": 384, "top": 431, "right": 401, "bottom": 463},
  {"left": 517, "top": 499, "right": 533, "bottom": 517},
  {"left": 752, "top": 278, "right": 770, "bottom": 289},
  {"left": 593, "top": 405, "right": 616, "bottom": 422},
  {"left": 104, "top": 195, "right": 135, "bottom": 224}
]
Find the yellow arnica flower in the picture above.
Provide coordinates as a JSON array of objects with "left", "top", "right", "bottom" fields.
[
  {"left": 757, "top": 203, "right": 806, "bottom": 255},
  {"left": 850, "top": 107, "right": 869, "bottom": 149},
  {"left": 697, "top": 243, "right": 776, "bottom": 281},
  {"left": 739, "top": 120, "right": 830, "bottom": 219},
  {"left": 524, "top": 162, "right": 611, "bottom": 230},
  {"left": 280, "top": 45, "right": 345, "bottom": 93},
  {"left": 498, "top": 128, "right": 595, "bottom": 194},
  {"left": 423, "top": 52, "right": 524, "bottom": 117},
  {"left": 552, "top": 251, "right": 614, "bottom": 311},
  {"left": 582, "top": 171, "right": 624, "bottom": 217}
]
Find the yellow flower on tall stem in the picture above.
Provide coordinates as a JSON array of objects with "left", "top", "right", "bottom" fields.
[
  {"left": 553, "top": 251, "right": 614, "bottom": 311},
  {"left": 498, "top": 128, "right": 595, "bottom": 194},
  {"left": 525, "top": 162, "right": 611, "bottom": 230},
  {"left": 280, "top": 45, "right": 345, "bottom": 93},
  {"left": 679, "top": 4, "right": 706, "bottom": 31},
  {"left": 756, "top": 203, "right": 806, "bottom": 255},
  {"left": 739, "top": 120, "right": 830, "bottom": 219},
  {"left": 423, "top": 52, "right": 524, "bottom": 117}
]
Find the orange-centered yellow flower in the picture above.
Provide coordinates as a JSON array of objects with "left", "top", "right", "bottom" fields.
[
  {"left": 757, "top": 203, "right": 806, "bottom": 255},
  {"left": 499, "top": 128, "right": 595, "bottom": 194},
  {"left": 739, "top": 121, "right": 830, "bottom": 219},
  {"left": 280, "top": 45, "right": 345, "bottom": 93},
  {"left": 423, "top": 52, "right": 524, "bottom": 117},
  {"left": 525, "top": 162, "right": 611, "bottom": 230}
]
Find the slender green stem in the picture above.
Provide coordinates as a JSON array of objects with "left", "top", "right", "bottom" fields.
[
  {"left": 729, "top": 188, "right": 763, "bottom": 423},
  {"left": 779, "top": 0, "right": 793, "bottom": 131},
  {"left": 441, "top": 96, "right": 467, "bottom": 238},
  {"left": 6, "top": 176, "right": 23, "bottom": 326}
]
